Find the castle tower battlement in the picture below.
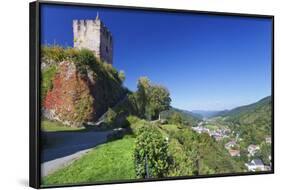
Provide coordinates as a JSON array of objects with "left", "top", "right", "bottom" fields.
[{"left": 73, "top": 15, "right": 113, "bottom": 64}]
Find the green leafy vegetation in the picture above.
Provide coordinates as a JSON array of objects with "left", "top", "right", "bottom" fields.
[
  {"left": 42, "top": 45, "right": 66, "bottom": 63},
  {"left": 134, "top": 77, "right": 171, "bottom": 120},
  {"left": 169, "top": 129, "right": 245, "bottom": 175},
  {"left": 259, "top": 142, "right": 271, "bottom": 165},
  {"left": 218, "top": 96, "right": 272, "bottom": 145},
  {"left": 134, "top": 125, "right": 169, "bottom": 178}
]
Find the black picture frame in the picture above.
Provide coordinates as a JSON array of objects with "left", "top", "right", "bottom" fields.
[{"left": 29, "top": 1, "right": 274, "bottom": 189}]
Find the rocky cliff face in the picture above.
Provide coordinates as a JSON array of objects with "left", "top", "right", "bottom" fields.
[{"left": 42, "top": 60, "right": 125, "bottom": 127}]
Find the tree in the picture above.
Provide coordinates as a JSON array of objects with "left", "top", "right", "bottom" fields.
[
  {"left": 135, "top": 77, "right": 171, "bottom": 120},
  {"left": 260, "top": 142, "right": 271, "bottom": 165},
  {"left": 136, "top": 77, "right": 151, "bottom": 118},
  {"left": 146, "top": 85, "right": 171, "bottom": 120}
]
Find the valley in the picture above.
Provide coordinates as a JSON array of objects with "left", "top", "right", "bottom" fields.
[
  {"left": 190, "top": 96, "right": 272, "bottom": 172},
  {"left": 40, "top": 46, "right": 272, "bottom": 186}
]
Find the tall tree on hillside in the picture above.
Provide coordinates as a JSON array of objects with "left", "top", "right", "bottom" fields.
[
  {"left": 136, "top": 77, "right": 171, "bottom": 120},
  {"left": 147, "top": 85, "right": 171, "bottom": 120},
  {"left": 136, "top": 77, "right": 151, "bottom": 118}
]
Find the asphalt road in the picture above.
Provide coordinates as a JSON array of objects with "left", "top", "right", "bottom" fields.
[{"left": 41, "top": 130, "right": 112, "bottom": 177}]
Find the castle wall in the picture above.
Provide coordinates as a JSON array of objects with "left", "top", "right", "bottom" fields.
[
  {"left": 73, "top": 19, "right": 113, "bottom": 64},
  {"left": 100, "top": 25, "right": 113, "bottom": 64}
]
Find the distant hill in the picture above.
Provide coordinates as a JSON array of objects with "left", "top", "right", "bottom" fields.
[
  {"left": 192, "top": 110, "right": 226, "bottom": 118},
  {"left": 219, "top": 96, "right": 271, "bottom": 120},
  {"left": 160, "top": 107, "right": 202, "bottom": 126},
  {"left": 219, "top": 96, "right": 272, "bottom": 144},
  {"left": 182, "top": 110, "right": 203, "bottom": 120}
]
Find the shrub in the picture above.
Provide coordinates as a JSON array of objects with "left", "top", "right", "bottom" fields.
[
  {"left": 118, "top": 70, "right": 126, "bottom": 82},
  {"left": 127, "top": 115, "right": 147, "bottom": 135},
  {"left": 65, "top": 48, "right": 79, "bottom": 61},
  {"left": 168, "top": 112, "right": 183, "bottom": 125},
  {"left": 105, "top": 108, "right": 117, "bottom": 126},
  {"left": 74, "top": 48, "right": 97, "bottom": 65},
  {"left": 167, "top": 138, "right": 194, "bottom": 176},
  {"left": 73, "top": 48, "right": 98, "bottom": 75},
  {"left": 134, "top": 126, "right": 170, "bottom": 178},
  {"left": 42, "top": 45, "right": 66, "bottom": 63}
]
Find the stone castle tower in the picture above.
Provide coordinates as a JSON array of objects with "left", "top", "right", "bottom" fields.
[{"left": 73, "top": 14, "right": 113, "bottom": 64}]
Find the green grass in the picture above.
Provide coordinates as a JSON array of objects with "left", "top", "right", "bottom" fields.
[
  {"left": 42, "top": 136, "right": 137, "bottom": 186},
  {"left": 41, "top": 120, "right": 85, "bottom": 132}
]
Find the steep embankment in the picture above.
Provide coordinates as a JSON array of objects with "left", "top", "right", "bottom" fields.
[{"left": 41, "top": 46, "right": 127, "bottom": 127}]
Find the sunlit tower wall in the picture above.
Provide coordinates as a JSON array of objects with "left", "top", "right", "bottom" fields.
[{"left": 73, "top": 15, "right": 113, "bottom": 64}]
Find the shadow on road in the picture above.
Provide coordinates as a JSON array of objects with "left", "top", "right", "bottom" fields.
[{"left": 41, "top": 130, "right": 112, "bottom": 162}]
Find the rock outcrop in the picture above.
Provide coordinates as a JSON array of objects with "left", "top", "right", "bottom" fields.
[{"left": 42, "top": 60, "right": 125, "bottom": 127}]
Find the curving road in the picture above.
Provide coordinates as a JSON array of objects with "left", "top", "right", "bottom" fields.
[{"left": 41, "top": 130, "right": 112, "bottom": 177}]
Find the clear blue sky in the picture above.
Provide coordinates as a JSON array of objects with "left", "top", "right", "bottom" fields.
[{"left": 41, "top": 4, "right": 272, "bottom": 111}]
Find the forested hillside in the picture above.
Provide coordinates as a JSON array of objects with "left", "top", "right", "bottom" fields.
[
  {"left": 217, "top": 96, "right": 272, "bottom": 145},
  {"left": 160, "top": 108, "right": 202, "bottom": 127}
]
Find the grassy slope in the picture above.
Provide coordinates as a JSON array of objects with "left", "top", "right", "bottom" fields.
[
  {"left": 41, "top": 120, "right": 85, "bottom": 132},
  {"left": 43, "top": 137, "right": 136, "bottom": 186}
]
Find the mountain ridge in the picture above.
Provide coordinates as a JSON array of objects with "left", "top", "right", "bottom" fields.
[{"left": 216, "top": 96, "right": 271, "bottom": 118}]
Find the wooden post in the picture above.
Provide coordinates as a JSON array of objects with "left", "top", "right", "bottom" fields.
[{"left": 145, "top": 154, "right": 149, "bottom": 178}]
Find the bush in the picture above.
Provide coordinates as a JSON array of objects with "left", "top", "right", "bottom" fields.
[
  {"left": 42, "top": 45, "right": 66, "bottom": 63},
  {"left": 168, "top": 112, "right": 183, "bottom": 125},
  {"left": 105, "top": 108, "right": 117, "bottom": 126},
  {"left": 72, "top": 48, "right": 98, "bottom": 75},
  {"left": 127, "top": 115, "right": 147, "bottom": 135},
  {"left": 134, "top": 126, "right": 170, "bottom": 178},
  {"left": 65, "top": 48, "right": 79, "bottom": 60},
  {"left": 167, "top": 138, "right": 194, "bottom": 176}
]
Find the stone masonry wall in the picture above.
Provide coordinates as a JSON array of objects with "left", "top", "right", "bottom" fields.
[{"left": 73, "top": 19, "right": 113, "bottom": 64}]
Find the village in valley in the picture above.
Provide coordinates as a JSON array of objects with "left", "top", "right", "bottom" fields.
[{"left": 191, "top": 118, "right": 272, "bottom": 172}]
